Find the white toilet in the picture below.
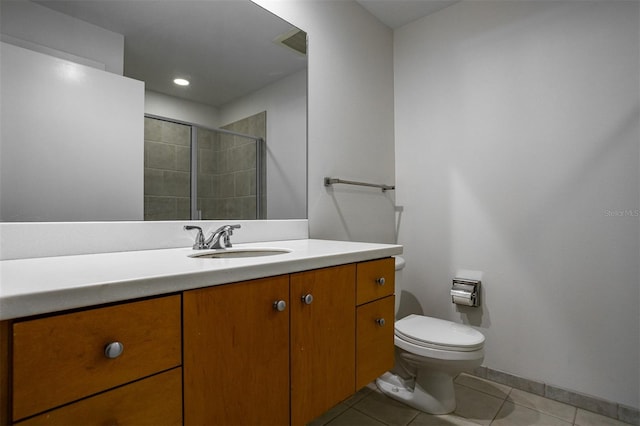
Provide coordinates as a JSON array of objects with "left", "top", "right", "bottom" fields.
[{"left": 376, "top": 256, "right": 485, "bottom": 414}]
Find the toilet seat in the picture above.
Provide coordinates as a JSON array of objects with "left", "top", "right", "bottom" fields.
[{"left": 395, "top": 314, "right": 485, "bottom": 352}]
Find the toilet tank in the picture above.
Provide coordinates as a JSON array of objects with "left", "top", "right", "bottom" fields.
[{"left": 394, "top": 256, "right": 406, "bottom": 316}]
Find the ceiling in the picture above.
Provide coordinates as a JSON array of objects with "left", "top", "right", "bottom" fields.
[
  {"left": 356, "top": 0, "right": 461, "bottom": 29},
  {"left": 34, "top": 1, "right": 307, "bottom": 108}
]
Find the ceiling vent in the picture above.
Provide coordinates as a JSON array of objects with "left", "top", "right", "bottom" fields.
[{"left": 274, "top": 28, "right": 307, "bottom": 56}]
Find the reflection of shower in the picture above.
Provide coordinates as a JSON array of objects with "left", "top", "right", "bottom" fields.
[{"left": 143, "top": 114, "right": 266, "bottom": 221}]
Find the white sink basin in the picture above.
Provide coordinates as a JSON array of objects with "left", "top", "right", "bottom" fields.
[{"left": 189, "top": 248, "right": 291, "bottom": 259}]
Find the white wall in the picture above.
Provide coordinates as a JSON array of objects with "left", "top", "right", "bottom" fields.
[
  {"left": 0, "top": 43, "right": 144, "bottom": 222},
  {"left": 394, "top": 0, "right": 639, "bottom": 408},
  {"left": 145, "top": 90, "right": 221, "bottom": 129},
  {"left": 254, "top": 0, "right": 397, "bottom": 243},
  {"left": 0, "top": 0, "right": 123, "bottom": 73},
  {"left": 219, "top": 70, "right": 307, "bottom": 220}
]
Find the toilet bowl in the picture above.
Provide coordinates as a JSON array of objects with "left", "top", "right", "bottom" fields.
[{"left": 376, "top": 257, "right": 485, "bottom": 414}]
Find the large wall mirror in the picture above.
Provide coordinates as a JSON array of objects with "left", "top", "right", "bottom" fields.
[{"left": 0, "top": 0, "right": 307, "bottom": 222}]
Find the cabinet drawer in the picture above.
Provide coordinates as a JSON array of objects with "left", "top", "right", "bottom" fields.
[
  {"left": 12, "top": 295, "right": 181, "bottom": 421},
  {"left": 356, "top": 296, "right": 395, "bottom": 389},
  {"left": 16, "top": 368, "right": 183, "bottom": 426},
  {"left": 356, "top": 258, "right": 394, "bottom": 305}
]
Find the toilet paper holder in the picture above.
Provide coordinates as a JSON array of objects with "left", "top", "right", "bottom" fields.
[{"left": 451, "top": 279, "right": 481, "bottom": 307}]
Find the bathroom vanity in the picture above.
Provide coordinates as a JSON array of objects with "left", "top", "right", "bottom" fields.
[{"left": 0, "top": 239, "right": 401, "bottom": 425}]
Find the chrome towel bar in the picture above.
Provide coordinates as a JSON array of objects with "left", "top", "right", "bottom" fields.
[{"left": 324, "top": 177, "right": 395, "bottom": 192}]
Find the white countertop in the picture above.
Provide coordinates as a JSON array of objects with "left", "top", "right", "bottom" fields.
[{"left": 0, "top": 239, "right": 402, "bottom": 320}]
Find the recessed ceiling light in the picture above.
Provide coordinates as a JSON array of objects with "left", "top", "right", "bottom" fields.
[{"left": 173, "top": 78, "right": 190, "bottom": 86}]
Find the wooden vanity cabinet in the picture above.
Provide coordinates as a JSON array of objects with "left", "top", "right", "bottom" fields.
[
  {"left": 183, "top": 265, "right": 357, "bottom": 426},
  {"left": 1, "top": 257, "right": 395, "bottom": 426},
  {"left": 183, "top": 275, "right": 291, "bottom": 426},
  {"left": 9, "top": 294, "right": 182, "bottom": 425},
  {"left": 290, "top": 264, "right": 356, "bottom": 425},
  {"left": 355, "top": 258, "right": 395, "bottom": 389},
  {"left": 15, "top": 368, "right": 182, "bottom": 426},
  {"left": 1, "top": 321, "right": 10, "bottom": 426}
]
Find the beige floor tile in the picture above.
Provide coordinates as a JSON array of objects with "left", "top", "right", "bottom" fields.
[
  {"left": 575, "top": 409, "right": 634, "bottom": 426},
  {"left": 453, "top": 384, "right": 505, "bottom": 426},
  {"left": 409, "top": 412, "right": 483, "bottom": 425},
  {"left": 455, "top": 373, "right": 511, "bottom": 399},
  {"left": 354, "top": 390, "right": 420, "bottom": 426},
  {"left": 508, "top": 388, "right": 576, "bottom": 423},
  {"left": 311, "top": 377, "right": 630, "bottom": 426},
  {"left": 491, "top": 401, "right": 572, "bottom": 426},
  {"left": 326, "top": 408, "right": 386, "bottom": 426}
]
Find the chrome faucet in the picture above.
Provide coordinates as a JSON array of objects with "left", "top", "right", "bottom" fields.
[
  {"left": 184, "top": 224, "right": 241, "bottom": 250},
  {"left": 206, "top": 224, "right": 241, "bottom": 249}
]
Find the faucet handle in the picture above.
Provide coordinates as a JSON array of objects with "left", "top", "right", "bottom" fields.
[
  {"left": 184, "top": 225, "right": 206, "bottom": 250},
  {"left": 223, "top": 224, "right": 241, "bottom": 247},
  {"left": 227, "top": 224, "right": 241, "bottom": 235}
]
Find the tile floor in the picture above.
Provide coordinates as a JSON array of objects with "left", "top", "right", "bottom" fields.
[{"left": 309, "top": 374, "right": 635, "bottom": 426}]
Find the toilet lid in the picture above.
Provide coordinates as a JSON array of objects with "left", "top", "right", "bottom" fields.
[{"left": 395, "top": 314, "right": 485, "bottom": 351}]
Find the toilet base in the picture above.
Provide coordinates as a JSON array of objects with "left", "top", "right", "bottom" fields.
[{"left": 376, "top": 370, "right": 456, "bottom": 415}]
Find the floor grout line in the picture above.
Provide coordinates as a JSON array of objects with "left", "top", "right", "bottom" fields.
[
  {"left": 404, "top": 410, "right": 420, "bottom": 426},
  {"left": 351, "top": 405, "right": 390, "bottom": 425},
  {"left": 487, "top": 397, "right": 508, "bottom": 426}
]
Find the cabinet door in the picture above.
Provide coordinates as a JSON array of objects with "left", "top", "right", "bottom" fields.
[
  {"left": 183, "top": 276, "right": 290, "bottom": 426},
  {"left": 356, "top": 296, "right": 395, "bottom": 389},
  {"left": 290, "top": 265, "right": 356, "bottom": 425}
]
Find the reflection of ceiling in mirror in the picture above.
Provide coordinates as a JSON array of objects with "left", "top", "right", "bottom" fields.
[
  {"left": 356, "top": 0, "right": 461, "bottom": 29},
  {"left": 34, "top": 0, "right": 307, "bottom": 107}
]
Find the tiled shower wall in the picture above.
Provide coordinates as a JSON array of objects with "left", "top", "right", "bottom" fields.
[
  {"left": 144, "top": 112, "right": 266, "bottom": 221},
  {"left": 144, "top": 118, "right": 191, "bottom": 221},
  {"left": 213, "top": 111, "right": 266, "bottom": 220}
]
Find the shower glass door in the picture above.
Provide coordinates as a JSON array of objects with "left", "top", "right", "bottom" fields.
[{"left": 144, "top": 114, "right": 265, "bottom": 221}]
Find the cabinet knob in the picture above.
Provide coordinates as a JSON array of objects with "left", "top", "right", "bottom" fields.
[
  {"left": 104, "top": 341, "right": 124, "bottom": 359},
  {"left": 301, "top": 294, "right": 314, "bottom": 305},
  {"left": 376, "top": 277, "right": 386, "bottom": 286},
  {"left": 273, "top": 300, "right": 287, "bottom": 312},
  {"left": 376, "top": 318, "right": 386, "bottom": 327}
]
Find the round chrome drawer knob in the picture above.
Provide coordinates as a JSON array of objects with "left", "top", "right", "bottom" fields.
[
  {"left": 301, "top": 294, "right": 314, "bottom": 305},
  {"left": 376, "top": 318, "right": 386, "bottom": 327},
  {"left": 273, "top": 300, "right": 287, "bottom": 312},
  {"left": 104, "top": 341, "right": 124, "bottom": 359},
  {"left": 376, "top": 277, "right": 386, "bottom": 286}
]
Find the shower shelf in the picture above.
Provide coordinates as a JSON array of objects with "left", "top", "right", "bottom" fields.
[{"left": 324, "top": 177, "right": 395, "bottom": 192}]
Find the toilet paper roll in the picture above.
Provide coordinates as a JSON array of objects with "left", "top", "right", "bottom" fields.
[
  {"left": 452, "top": 294, "right": 474, "bottom": 306},
  {"left": 451, "top": 288, "right": 475, "bottom": 306}
]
